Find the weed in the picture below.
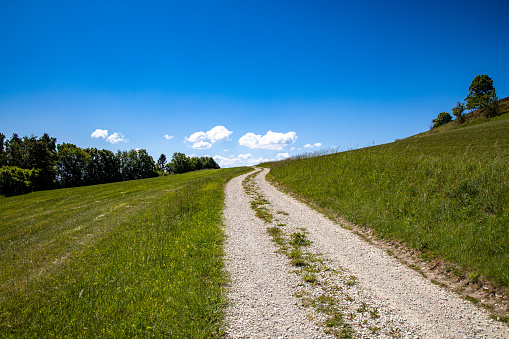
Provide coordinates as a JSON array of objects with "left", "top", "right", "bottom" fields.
[
  {"left": 409, "top": 264, "right": 421, "bottom": 271},
  {"left": 464, "top": 295, "right": 480, "bottom": 304},
  {"left": 468, "top": 272, "right": 481, "bottom": 284},
  {"left": 303, "top": 272, "right": 317, "bottom": 284},
  {"left": 431, "top": 280, "right": 448, "bottom": 288},
  {"left": 490, "top": 315, "right": 509, "bottom": 324},
  {"left": 301, "top": 297, "right": 314, "bottom": 308},
  {"left": 294, "top": 289, "right": 308, "bottom": 298},
  {"left": 369, "top": 326, "right": 380, "bottom": 334},
  {"left": 290, "top": 232, "right": 312, "bottom": 247},
  {"left": 356, "top": 302, "right": 368, "bottom": 313},
  {"left": 267, "top": 226, "right": 282, "bottom": 237},
  {"left": 289, "top": 248, "right": 307, "bottom": 267},
  {"left": 345, "top": 275, "right": 357, "bottom": 286},
  {"left": 326, "top": 312, "right": 345, "bottom": 327}
]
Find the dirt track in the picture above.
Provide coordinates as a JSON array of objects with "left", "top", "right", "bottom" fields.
[{"left": 223, "top": 168, "right": 509, "bottom": 338}]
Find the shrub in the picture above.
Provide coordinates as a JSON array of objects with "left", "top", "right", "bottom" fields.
[
  {"left": 0, "top": 166, "right": 40, "bottom": 196},
  {"left": 432, "top": 112, "right": 452, "bottom": 129}
]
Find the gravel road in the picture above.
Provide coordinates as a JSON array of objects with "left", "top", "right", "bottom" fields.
[{"left": 223, "top": 168, "right": 509, "bottom": 338}]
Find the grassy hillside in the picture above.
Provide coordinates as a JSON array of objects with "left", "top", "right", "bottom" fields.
[
  {"left": 0, "top": 167, "right": 250, "bottom": 338},
  {"left": 264, "top": 112, "right": 509, "bottom": 287}
]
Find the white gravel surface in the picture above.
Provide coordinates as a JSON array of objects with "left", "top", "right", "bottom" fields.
[{"left": 223, "top": 168, "right": 509, "bottom": 338}]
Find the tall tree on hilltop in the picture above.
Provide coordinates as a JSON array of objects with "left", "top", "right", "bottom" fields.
[{"left": 465, "top": 74, "right": 499, "bottom": 118}]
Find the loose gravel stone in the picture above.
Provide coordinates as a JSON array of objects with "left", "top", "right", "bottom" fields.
[{"left": 223, "top": 168, "right": 509, "bottom": 338}]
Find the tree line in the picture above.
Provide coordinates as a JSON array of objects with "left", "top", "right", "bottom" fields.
[
  {"left": 156, "top": 152, "right": 220, "bottom": 174},
  {"left": 0, "top": 133, "right": 219, "bottom": 196},
  {"left": 432, "top": 74, "right": 501, "bottom": 129}
]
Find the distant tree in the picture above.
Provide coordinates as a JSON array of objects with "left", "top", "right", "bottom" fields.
[
  {"left": 4, "top": 133, "right": 22, "bottom": 167},
  {"left": 452, "top": 101, "right": 466, "bottom": 123},
  {"left": 57, "top": 143, "right": 90, "bottom": 187},
  {"left": 168, "top": 152, "right": 191, "bottom": 174},
  {"left": 2, "top": 133, "right": 57, "bottom": 189},
  {"left": 157, "top": 153, "right": 167, "bottom": 172},
  {"left": 33, "top": 133, "right": 58, "bottom": 189},
  {"left": 137, "top": 149, "right": 158, "bottom": 179},
  {"left": 0, "top": 166, "right": 40, "bottom": 196},
  {"left": 117, "top": 150, "right": 131, "bottom": 181},
  {"left": 99, "top": 149, "right": 120, "bottom": 183},
  {"left": 465, "top": 74, "right": 499, "bottom": 117},
  {"left": 189, "top": 157, "right": 201, "bottom": 171},
  {"left": 0, "top": 133, "right": 5, "bottom": 167},
  {"left": 432, "top": 112, "right": 452, "bottom": 129},
  {"left": 202, "top": 156, "right": 220, "bottom": 169}
]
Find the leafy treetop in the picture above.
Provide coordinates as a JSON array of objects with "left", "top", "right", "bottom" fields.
[{"left": 465, "top": 74, "right": 499, "bottom": 117}]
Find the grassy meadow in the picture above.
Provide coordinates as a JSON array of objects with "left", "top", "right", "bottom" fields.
[
  {"left": 263, "top": 112, "right": 509, "bottom": 287},
  {"left": 0, "top": 167, "right": 250, "bottom": 338}
]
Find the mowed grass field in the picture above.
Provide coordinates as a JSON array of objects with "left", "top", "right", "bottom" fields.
[
  {"left": 264, "top": 112, "right": 509, "bottom": 287},
  {"left": 0, "top": 167, "right": 250, "bottom": 338}
]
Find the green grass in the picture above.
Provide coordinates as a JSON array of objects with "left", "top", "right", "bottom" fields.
[
  {"left": 0, "top": 167, "right": 250, "bottom": 338},
  {"left": 264, "top": 112, "right": 509, "bottom": 287}
]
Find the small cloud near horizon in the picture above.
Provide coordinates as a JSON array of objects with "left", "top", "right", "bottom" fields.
[
  {"left": 238, "top": 131, "right": 297, "bottom": 150},
  {"left": 214, "top": 153, "right": 269, "bottom": 168},
  {"left": 304, "top": 142, "right": 322, "bottom": 148},
  {"left": 164, "top": 134, "right": 174, "bottom": 140}
]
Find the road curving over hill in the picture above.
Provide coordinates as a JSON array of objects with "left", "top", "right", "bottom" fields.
[{"left": 222, "top": 167, "right": 509, "bottom": 338}]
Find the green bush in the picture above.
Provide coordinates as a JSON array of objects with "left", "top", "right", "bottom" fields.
[
  {"left": 432, "top": 112, "right": 452, "bottom": 129},
  {"left": 0, "top": 166, "right": 40, "bottom": 196}
]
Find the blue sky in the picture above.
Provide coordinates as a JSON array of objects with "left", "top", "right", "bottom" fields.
[{"left": 1, "top": 0, "right": 508, "bottom": 167}]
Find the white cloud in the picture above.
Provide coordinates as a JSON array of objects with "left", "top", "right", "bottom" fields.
[
  {"left": 238, "top": 131, "right": 297, "bottom": 150},
  {"left": 186, "top": 131, "right": 207, "bottom": 143},
  {"left": 191, "top": 140, "right": 212, "bottom": 149},
  {"left": 106, "top": 132, "right": 128, "bottom": 144},
  {"left": 185, "top": 126, "right": 233, "bottom": 148},
  {"left": 91, "top": 129, "right": 108, "bottom": 139},
  {"left": 238, "top": 153, "right": 252, "bottom": 160},
  {"left": 92, "top": 129, "right": 128, "bottom": 144},
  {"left": 164, "top": 134, "right": 174, "bottom": 140},
  {"left": 277, "top": 153, "right": 290, "bottom": 160},
  {"left": 213, "top": 153, "right": 269, "bottom": 168},
  {"left": 213, "top": 155, "right": 243, "bottom": 168},
  {"left": 304, "top": 142, "right": 322, "bottom": 148},
  {"left": 207, "top": 126, "right": 233, "bottom": 143}
]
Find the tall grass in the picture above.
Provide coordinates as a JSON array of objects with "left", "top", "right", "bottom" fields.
[
  {"left": 0, "top": 167, "right": 250, "bottom": 338},
  {"left": 265, "top": 113, "right": 509, "bottom": 287}
]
